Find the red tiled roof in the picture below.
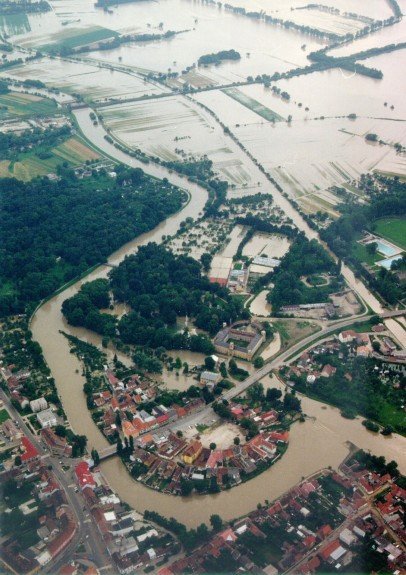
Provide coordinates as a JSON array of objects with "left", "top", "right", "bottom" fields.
[
  {"left": 75, "top": 461, "right": 96, "bottom": 489},
  {"left": 319, "top": 539, "right": 340, "bottom": 561},
  {"left": 21, "top": 436, "right": 39, "bottom": 462}
]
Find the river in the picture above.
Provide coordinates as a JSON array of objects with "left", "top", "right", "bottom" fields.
[{"left": 31, "top": 105, "right": 406, "bottom": 529}]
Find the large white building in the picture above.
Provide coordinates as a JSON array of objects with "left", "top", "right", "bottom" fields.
[
  {"left": 30, "top": 397, "right": 48, "bottom": 413},
  {"left": 36, "top": 408, "right": 57, "bottom": 429}
]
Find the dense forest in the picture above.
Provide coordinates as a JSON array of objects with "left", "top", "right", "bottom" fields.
[
  {"left": 63, "top": 243, "right": 246, "bottom": 352},
  {"left": 0, "top": 167, "right": 186, "bottom": 315},
  {"left": 267, "top": 234, "right": 340, "bottom": 310},
  {"left": 320, "top": 175, "right": 406, "bottom": 304}
]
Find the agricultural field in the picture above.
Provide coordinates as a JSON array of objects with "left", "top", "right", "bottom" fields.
[
  {"left": 242, "top": 233, "right": 291, "bottom": 258},
  {"left": 0, "top": 91, "right": 57, "bottom": 120},
  {"left": 100, "top": 96, "right": 260, "bottom": 187},
  {"left": 0, "top": 136, "right": 100, "bottom": 181},
  {"left": 222, "top": 88, "right": 284, "bottom": 123},
  {"left": 36, "top": 26, "right": 119, "bottom": 53},
  {"left": 0, "top": 58, "right": 164, "bottom": 103}
]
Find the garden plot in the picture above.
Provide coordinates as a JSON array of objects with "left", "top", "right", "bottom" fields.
[
  {"left": 0, "top": 58, "right": 163, "bottom": 103},
  {"left": 242, "top": 233, "right": 291, "bottom": 259},
  {"left": 101, "top": 96, "right": 258, "bottom": 186},
  {"left": 166, "top": 220, "right": 234, "bottom": 260}
]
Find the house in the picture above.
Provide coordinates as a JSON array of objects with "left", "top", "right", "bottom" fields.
[
  {"left": 339, "top": 528, "right": 358, "bottom": 547},
  {"left": 182, "top": 440, "right": 202, "bottom": 464},
  {"left": 319, "top": 540, "right": 346, "bottom": 563},
  {"left": 338, "top": 330, "right": 357, "bottom": 344},
  {"left": 20, "top": 436, "right": 39, "bottom": 463},
  {"left": 356, "top": 345, "right": 370, "bottom": 358},
  {"left": 41, "top": 428, "right": 71, "bottom": 456},
  {"left": 75, "top": 461, "right": 96, "bottom": 490},
  {"left": 200, "top": 371, "right": 221, "bottom": 388},
  {"left": 37, "top": 408, "right": 57, "bottom": 429},
  {"left": 30, "top": 397, "right": 48, "bottom": 413},
  {"left": 320, "top": 364, "right": 336, "bottom": 378}
]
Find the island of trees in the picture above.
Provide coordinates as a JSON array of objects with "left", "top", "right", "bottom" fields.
[
  {"left": 0, "top": 166, "right": 186, "bottom": 315},
  {"left": 62, "top": 243, "right": 247, "bottom": 353},
  {"left": 198, "top": 49, "right": 241, "bottom": 66}
]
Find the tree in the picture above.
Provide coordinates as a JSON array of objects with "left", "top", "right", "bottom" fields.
[
  {"left": 204, "top": 356, "right": 216, "bottom": 371},
  {"left": 266, "top": 387, "right": 282, "bottom": 403},
  {"left": 210, "top": 514, "right": 223, "bottom": 531},
  {"left": 209, "top": 442, "right": 217, "bottom": 451},
  {"left": 91, "top": 449, "right": 100, "bottom": 466},
  {"left": 220, "top": 361, "right": 227, "bottom": 378},
  {"left": 54, "top": 424, "right": 67, "bottom": 437},
  {"left": 180, "top": 478, "right": 193, "bottom": 496},
  {"left": 200, "top": 252, "right": 213, "bottom": 272},
  {"left": 253, "top": 356, "right": 264, "bottom": 369},
  {"left": 233, "top": 436, "right": 240, "bottom": 446},
  {"left": 115, "top": 411, "right": 122, "bottom": 427},
  {"left": 366, "top": 242, "right": 378, "bottom": 255},
  {"left": 247, "top": 382, "right": 264, "bottom": 403},
  {"left": 283, "top": 392, "right": 301, "bottom": 412},
  {"left": 14, "top": 455, "right": 22, "bottom": 466},
  {"left": 116, "top": 437, "right": 123, "bottom": 456}
]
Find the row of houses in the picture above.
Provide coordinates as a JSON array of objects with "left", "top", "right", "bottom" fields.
[{"left": 73, "top": 460, "right": 177, "bottom": 574}]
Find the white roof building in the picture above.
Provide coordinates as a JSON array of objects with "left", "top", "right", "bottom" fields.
[
  {"left": 30, "top": 397, "right": 48, "bottom": 413},
  {"left": 339, "top": 528, "right": 358, "bottom": 547},
  {"left": 36, "top": 408, "right": 57, "bottom": 429}
]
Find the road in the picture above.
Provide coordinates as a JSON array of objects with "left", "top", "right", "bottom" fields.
[
  {"left": 136, "top": 313, "right": 373, "bottom": 438},
  {"left": 0, "top": 389, "right": 112, "bottom": 572}
]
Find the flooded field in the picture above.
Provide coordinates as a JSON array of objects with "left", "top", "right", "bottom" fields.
[
  {"left": 242, "top": 233, "right": 291, "bottom": 258},
  {"left": 0, "top": 58, "right": 165, "bottom": 103},
  {"left": 100, "top": 96, "right": 256, "bottom": 185}
]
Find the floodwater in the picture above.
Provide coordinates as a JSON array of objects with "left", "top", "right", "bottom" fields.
[{"left": 25, "top": 0, "right": 406, "bottom": 527}]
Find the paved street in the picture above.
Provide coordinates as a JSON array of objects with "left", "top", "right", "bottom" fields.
[{"left": 0, "top": 389, "right": 112, "bottom": 571}]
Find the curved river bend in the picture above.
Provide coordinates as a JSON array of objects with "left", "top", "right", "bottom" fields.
[{"left": 31, "top": 109, "right": 406, "bottom": 528}]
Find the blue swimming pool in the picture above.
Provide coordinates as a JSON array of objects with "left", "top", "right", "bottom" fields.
[
  {"left": 374, "top": 240, "right": 399, "bottom": 257},
  {"left": 378, "top": 255, "right": 403, "bottom": 270}
]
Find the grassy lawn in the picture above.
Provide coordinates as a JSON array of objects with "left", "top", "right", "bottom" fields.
[
  {"left": 223, "top": 88, "right": 285, "bottom": 122},
  {"left": 351, "top": 242, "right": 381, "bottom": 267},
  {"left": 274, "top": 320, "right": 321, "bottom": 350},
  {"left": 374, "top": 217, "right": 406, "bottom": 250},
  {"left": 40, "top": 26, "right": 119, "bottom": 52},
  {"left": 0, "top": 409, "right": 10, "bottom": 424},
  {"left": 0, "top": 92, "right": 57, "bottom": 119},
  {"left": 1, "top": 136, "right": 100, "bottom": 181}
]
